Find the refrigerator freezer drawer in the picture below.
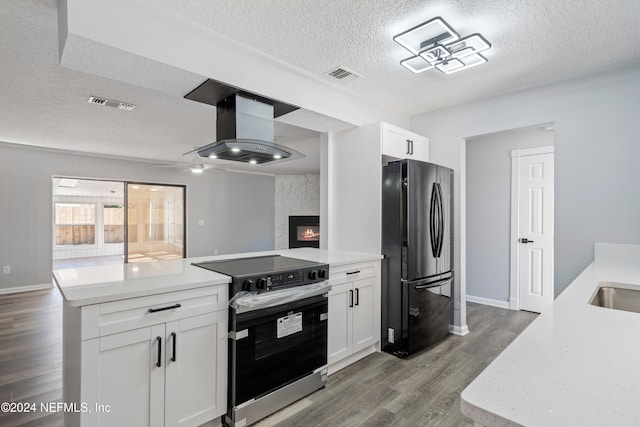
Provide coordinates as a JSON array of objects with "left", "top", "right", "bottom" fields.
[{"left": 403, "top": 279, "right": 452, "bottom": 356}]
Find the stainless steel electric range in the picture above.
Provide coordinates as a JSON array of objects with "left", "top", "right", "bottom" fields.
[{"left": 193, "top": 255, "right": 330, "bottom": 427}]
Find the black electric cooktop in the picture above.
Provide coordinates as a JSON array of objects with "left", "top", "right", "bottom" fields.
[{"left": 192, "top": 255, "right": 329, "bottom": 293}]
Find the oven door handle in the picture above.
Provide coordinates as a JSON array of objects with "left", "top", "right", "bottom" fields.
[{"left": 230, "top": 281, "right": 331, "bottom": 314}]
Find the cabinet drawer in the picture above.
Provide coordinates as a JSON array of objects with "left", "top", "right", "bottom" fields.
[
  {"left": 81, "top": 285, "right": 227, "bottom": 339},
  {"left": 330, "top": 261, "right": 378, "bottom": 285}
]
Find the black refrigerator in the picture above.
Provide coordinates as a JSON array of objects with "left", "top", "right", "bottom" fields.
[{"left": 381, "top": 159, "right": 453, "bottom": 357}]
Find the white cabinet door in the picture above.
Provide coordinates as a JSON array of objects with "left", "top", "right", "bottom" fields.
[
  {"left": 382, "top": 123, "right": 429, "bottom": 162},
  {"left": 83, "top": 324, "right": 165, "bottom": 427},
  {"left": 165, "top": 311, "right": 227, "bottom": 427},
  {"left": 327, "top": 281, "right": 352, "bottom": 365},
  {"left": 409, "top": 136, "right": 429, "bottom": 162},
  {"left": 351, "top": 277, "right": 376, "bottom": 353},
  {"left": 382, "top": 124, "right": 413, "bottom": 159}
]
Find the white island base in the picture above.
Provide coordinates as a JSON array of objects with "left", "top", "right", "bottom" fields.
[{"left": 54, "top": 248, "right": 382, "bottom": 427}]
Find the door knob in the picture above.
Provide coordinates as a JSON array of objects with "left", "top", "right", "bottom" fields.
[{"left": 519, "top": 238, "right": 534, "bottom": 244}]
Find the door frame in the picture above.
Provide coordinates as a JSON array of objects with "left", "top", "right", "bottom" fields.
[
  {"left": 124, "top": 181, "right": 187, "bottom": 263},
  {"left": 509, "top": 146, "right": 554, "bottom": 310}
]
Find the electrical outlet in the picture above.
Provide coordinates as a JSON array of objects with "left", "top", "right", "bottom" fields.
[
  {"left": 388, "top": 327, "right": 395, "bottom": 343},
  {"left": 213, "top": 249, "right": 219, "bottom": 255},
  {"left": 3, "top": 266, "right": 10, "bottom": 274},
  {"left": 198, "top": 219, "right": 205, "bottom": 226}
]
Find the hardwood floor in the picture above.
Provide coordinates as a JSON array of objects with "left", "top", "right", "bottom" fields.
[
  {"left": 0, "top": 288, "right": 62, "bottom": 427},
  {"left": 0, "top": 289, "right": 536, "bottom": 427}
]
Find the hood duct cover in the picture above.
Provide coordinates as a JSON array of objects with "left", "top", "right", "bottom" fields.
[{"left": 184, "top": 79, "right": 302, "bottom": 164}]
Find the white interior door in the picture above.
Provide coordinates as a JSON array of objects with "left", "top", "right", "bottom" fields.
[{"left": 511, "top": 147, "right": 554, "bottom": 313}]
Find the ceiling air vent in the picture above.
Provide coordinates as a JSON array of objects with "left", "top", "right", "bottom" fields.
[
  {"left": 325, "top": 66, "right": 361, "bottom": 82},
  {"left": 88, "top": 96, "right": 136, "bottom": 111}
]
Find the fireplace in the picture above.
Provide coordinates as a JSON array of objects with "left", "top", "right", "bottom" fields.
[{"left": 289, "top": 216, "right": 320, "bottom": 248}]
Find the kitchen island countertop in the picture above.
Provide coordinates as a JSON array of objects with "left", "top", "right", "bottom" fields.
[
  {"left": 461, "top": 243, "right": 640, "bottom": 427},
  {"left": 53, "top": 248, "right": 382, "bottom": 307}
]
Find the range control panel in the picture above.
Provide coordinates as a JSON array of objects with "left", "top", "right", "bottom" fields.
[{"left": 234, "top": 266, "right": 328, "bottom": 294}]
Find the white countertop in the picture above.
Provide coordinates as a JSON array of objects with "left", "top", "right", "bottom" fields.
[
  {"left": 53, "top": 248, "right": 382, "bottom": 307},
  {"left": 461, "top": 243, "right": 640, "bottom": 427}
]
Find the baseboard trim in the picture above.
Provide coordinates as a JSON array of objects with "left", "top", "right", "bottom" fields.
[
  {"left": 449, "top": 324, "right": 469, "bottom": 336},
  {"left": 0, "top": 283, "right": 53, "bottom": 295},
  {"left": 466, "top": 295, "right": 510, "bottom": 309},
  {"left": 509, "top": 297, "right": 519, "bottom": 310},
  {"left": 328, "top": 345, "right": 376, "bottom": 375}
]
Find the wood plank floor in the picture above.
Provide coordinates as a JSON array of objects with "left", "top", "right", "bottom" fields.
[
  {"left": 0, "top": 288, "right": 63, "bottom": 427},
  {"left": 0, "top": 288, "right": 536, "bottom": 427}
]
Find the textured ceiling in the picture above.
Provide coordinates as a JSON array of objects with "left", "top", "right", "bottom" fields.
[
  {"left": 145, "top": 0, "right": 640, "bottom": 114},
  {"left": 1, "top": 0, "right": 640, "bottom": 173},
  {"left": 0, "top": 0, "right": 323, "bottom": 174}
]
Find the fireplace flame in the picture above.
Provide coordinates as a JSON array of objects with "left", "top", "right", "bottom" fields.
[{"left": 300, "top": 228, "right": 320, "bottom": 241}]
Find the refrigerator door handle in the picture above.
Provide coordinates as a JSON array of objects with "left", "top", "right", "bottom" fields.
[
  {"left": 402, "top": 273, "right": 453, "bottom": 288},
  {"left": 430, "top": 183, "right": 438, "bottom": 257},
  {"left": 430, "top": 182, "right": 445, "bottom": 258},
  {"left": 435, "top": 182, "right": 444, "bottom": 258},
  {"left": 415, "top": 278, "right": 452, "bottom": 290}
]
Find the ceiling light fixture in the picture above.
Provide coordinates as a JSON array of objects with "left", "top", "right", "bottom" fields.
[
  {"left": 394, "top": 17, "right": 491, "bottom": 75},
  {"left": 189, "top": 154, "right": 206, "bottom": 174},
  {"left": 191, "top": 164, "right": 205, "bottom": 174}
]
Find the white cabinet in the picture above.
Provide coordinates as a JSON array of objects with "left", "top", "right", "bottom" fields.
[
  {"left": 64, "top": 285, "right": 227, "bottom": 427},
  {"left": 83, "top": 326, "right": 164, "bottom": 426},
  {"left": 381, "top": 122, "right": 429, "bottom": 162},
  {"left": 327, "top": 281, "right": 351, "bottom": 363},
  {"left": 329, "top": 121, "right": 429, "bottom": 254},
  {"left": 351, "top": 277, "right": 376, "bottom": 352},
  {"left": 165, "top": 313, "right": 227, "bottom": 427},
  {"left": 327, "top": 261, "right": 380, "bottom": 372}
]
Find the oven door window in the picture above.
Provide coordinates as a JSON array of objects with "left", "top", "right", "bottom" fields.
[{"left": 232, "top": 294, "right": 328, "bottom": 406}]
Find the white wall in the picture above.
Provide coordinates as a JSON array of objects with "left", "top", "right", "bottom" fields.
[
  {"left": 411, "top": 65, "right": 640, "bottom": 308},
  {"left": 0, "top": 142, "right": 275, "bottom": 291},
  {"left": 274, "top": 174, "right": 320, "bottom": 250},
  {"left": 466, "top": 126, "right": 554, "bottom": 303}
]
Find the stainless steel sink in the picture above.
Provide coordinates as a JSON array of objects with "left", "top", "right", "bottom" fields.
[{"left": 589, "top": 282, "right": 640, "bottom": 314}]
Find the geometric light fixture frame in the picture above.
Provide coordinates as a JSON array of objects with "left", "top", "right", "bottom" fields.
[{"left": 394, "top": 17, "right": 491, "bottom": 75}]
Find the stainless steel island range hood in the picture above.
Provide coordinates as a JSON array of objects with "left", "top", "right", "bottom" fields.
[{"left": 185, "top": 79, "right": 302, "bottom": 164}]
